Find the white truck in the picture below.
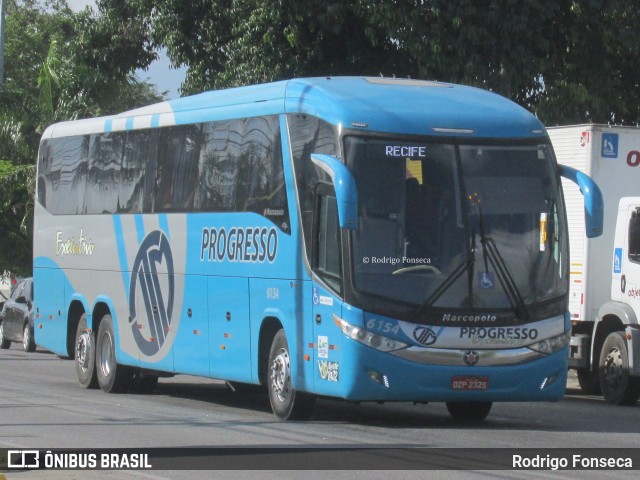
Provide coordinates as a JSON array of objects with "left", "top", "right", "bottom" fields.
[{"left": 548, "top": 125, "right": 640, "bottom": 405}]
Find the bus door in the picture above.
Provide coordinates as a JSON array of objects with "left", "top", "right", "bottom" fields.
[{"left": 311, "top": 183, "right": 344, "bottom": 394}]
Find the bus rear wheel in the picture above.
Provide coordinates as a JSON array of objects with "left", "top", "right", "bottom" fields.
[
  {"left": 267, "top": 329, "right": 315, "bottom": 420},
  {"left": 96, "top": 314, "right": 132, "bottom": 393},
  {"left": 75, "top": 314, "right": 98, "bottom": 389},
  {"left": 446, "top": 401, "right": 492, "bottom": 422}
]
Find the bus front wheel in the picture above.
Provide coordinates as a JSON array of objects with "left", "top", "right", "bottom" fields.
[
  {"left": 267, "top": 329, "right": 315, "bottom": 420},
  {"left": 96, "top": 314, "right": 132, "bottom": 393},
  {"left": 446, "top": 401, "right": 492, "bottom": 422}
]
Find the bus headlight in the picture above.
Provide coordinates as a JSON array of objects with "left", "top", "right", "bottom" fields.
[
  {"left": 528, "top": 332, "right": 570, "bottom": 355},
  {"left": 333, "top": 315, "right": 409, "bottom": 352}
]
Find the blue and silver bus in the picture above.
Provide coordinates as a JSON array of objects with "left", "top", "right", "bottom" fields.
[{"left": 33, "top": 77, "right": 602, "bottom": 421}]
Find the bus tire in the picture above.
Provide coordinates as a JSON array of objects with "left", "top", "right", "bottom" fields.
[
  {"left": 267, "top": 329, "right": 315, "bottom": 420},
  {"left": 75, "top": 314, "right": 98, "bottom": 389},
  {"left": 446, "top": 401, "right": 492, "bottom": 422},
  {"left": 598, "top": 331, "right": 640, "bottom": 406},
  {"left": 96, "top": 314, "right": 132, "bottom": 393},
  {"left": 23, "top": 323, "right": 36, "bottom": 352}
]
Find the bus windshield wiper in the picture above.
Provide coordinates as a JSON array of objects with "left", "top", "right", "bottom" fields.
[
  {"left": 474, "top": 204, "right": 529, "bottom": 322},
  {"left": 412, "top": 228, "right": 477, "bottom": 318}
]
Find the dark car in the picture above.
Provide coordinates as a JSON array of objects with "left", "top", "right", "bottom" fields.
[{"left": 0, "top": 277, "right": 35, "bottom": 352}]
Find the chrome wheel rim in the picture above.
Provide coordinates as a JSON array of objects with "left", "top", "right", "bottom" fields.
[
  {"left": 23, "top": 325, "right": 30, "bottom": 350},
  {"left": 603, "top": 346, "right": 624, "bottom": 390},
  {"left": 270, "top": 348, "right": 291, "bottom": 402},
  {"left": 76, "top": 331, "right": 91, "bottom": 372}
]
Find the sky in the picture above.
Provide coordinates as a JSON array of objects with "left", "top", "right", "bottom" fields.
[{"left": 67, "top": 0, "right": 187, "bottom": 99}]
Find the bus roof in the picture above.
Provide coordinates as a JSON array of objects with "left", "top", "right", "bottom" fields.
[{"left": 42, "top": 77, "right": 546, "bottom": 140}]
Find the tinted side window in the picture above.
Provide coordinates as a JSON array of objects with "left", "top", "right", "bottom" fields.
[
  {"left": 196, "top": 116, "right": 290, "bottom": 232},
  {"left": 85, "top": 133, "right": 123, "bottom": 214},
  {"left": 37, "top": 116, "right": 289, "bottom": 229},
  {"left": 237, "top": 117, "right": 289, "bottom": 231},
  {"left": 120, "top": 129, "right": 158, "bottom": 214},
  {"left": 38, "top": 137, "right": 89, "bottom": 214},
  {"left": 196, "top": 120, "right": 239, "bottom": 212},
  {"left": 288, "top": 114, "right": 339, "bottom": 260},
  {"left": 154, "top": 126, "right": 200, "bottom": 212}
]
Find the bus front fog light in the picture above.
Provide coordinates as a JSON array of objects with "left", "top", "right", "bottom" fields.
[
  {"left": 540, "top": 372, "right": 561, "bottom": 390},
  {"left": 367, "top": 370, "right": 382, "bottom": 384},
  {"left": 367, "top": 370, "right": 390, "bottom": 388}
]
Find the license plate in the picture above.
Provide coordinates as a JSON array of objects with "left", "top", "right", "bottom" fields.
[{"left": 451, "top": 376, "right": 489, "bottom": 391}]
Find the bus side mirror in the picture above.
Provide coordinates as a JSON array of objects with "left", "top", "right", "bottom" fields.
[
  {"left": 559, "top": 165, "right": 604, "bottom": 238},
  {"left": 311, "top": 154, "right": 358, "bottom": 230}
]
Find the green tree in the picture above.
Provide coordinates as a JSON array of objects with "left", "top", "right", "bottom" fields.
[
  {"left": 96, "top": 0, "right": 400, "bottom": 94},
  {"left": 0, "top": 0, "right": 162, "bottom": 275},
  {"left": 361, "top": 0, "right": 640, "bottom": 125},
  {"left": 100, "top": 0, "right": 640, "bottom": 124}
]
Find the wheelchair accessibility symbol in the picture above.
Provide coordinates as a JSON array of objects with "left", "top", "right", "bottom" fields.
[{"left": 478, "top": 272, "right": 495, "bottom": 289}]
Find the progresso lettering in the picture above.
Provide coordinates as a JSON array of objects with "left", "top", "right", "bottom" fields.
[
  {"left": 459, "top": 326, "right": 539, "bottom": 341},
  {"left": 200, "top": 226, "right": 278, "bottom": 263}
]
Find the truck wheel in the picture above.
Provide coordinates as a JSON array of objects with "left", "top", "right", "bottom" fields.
[
  {"left": 598, "top": 331, "right": 640, "bottom": 406},
  {"left": 23, "top": 323, "right": 36, "bottom": 352},
  {"left": 0, "top": 321, "right": 10, "bottom": 349},
  {"left": 267, "top": 329, "right": 315, "bottom": 420},
  {"left": 96, "top": 314, "right": 132, "bottom": 393},
  {"left": 446, "top": 401, "right": 492, "bottom": 421},
  {"left": 576, "top": 368, "right": 601, "bottom": 395},
  {"left": 75, "top": 314, "right": 98, "bottom": 389}
]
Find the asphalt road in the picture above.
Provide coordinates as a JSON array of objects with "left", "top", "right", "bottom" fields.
[{"left": 1, "top": 344, "right": 638, "bottom": 479}]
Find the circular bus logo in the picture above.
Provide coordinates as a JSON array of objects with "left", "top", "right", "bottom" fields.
[
  {"left": 129, "top": 230, "right": 174, "bottom": 356},
  {"left": 413, "top": 326, "right": 437, "bottom": 346}
]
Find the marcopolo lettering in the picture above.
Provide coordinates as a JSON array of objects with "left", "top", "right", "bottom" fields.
[
  {"left": 442, "top": 313, "right": 497, "bottom": 323},
  {"left": 459, "top": 326, "right": 539, "bottom": 341},
  {"left": 200, "top": 226, "right": 278, "bottom": 263}
]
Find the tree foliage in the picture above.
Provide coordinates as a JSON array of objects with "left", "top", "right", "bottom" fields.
[
  {"left": 2, "top": 0, "right": 640, "bottom": 274},
  {"left": 0, "top": 0, "right": 162, "bottom": 275},
  {"left": 97, "top": 0, "right": 640, "bottom": 125}
]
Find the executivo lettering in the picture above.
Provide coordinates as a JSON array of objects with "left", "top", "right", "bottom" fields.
[{"left": 56, "top": 230, "right": 95, "bottom": 256}]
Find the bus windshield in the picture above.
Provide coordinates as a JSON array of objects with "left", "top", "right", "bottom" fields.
[{"left": 345, "top": 136, "right": 568, "bottom": 322}]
